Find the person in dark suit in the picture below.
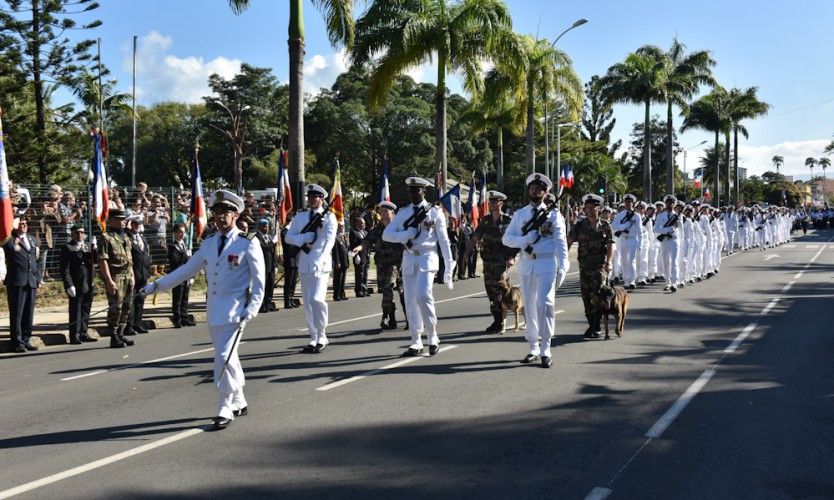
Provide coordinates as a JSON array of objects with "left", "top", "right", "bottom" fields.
[
  {"left": 254, "top": 218, "right": 277, "bottom": 312},
  {"left": 2, "top": 217, "right": 40, "bottom": 353},
  {"left": 281, "top": 223, "right": 300, "bottom": 308},
  {"left": 59, "top": 224, "right": 97, "bottom": 344},
  {"left": 168, "top": 223, "right": 193, "bottom": 328},
  {"left": 332, "top": 222, "right": 350, "bottom": 301},
  {"left": 349, "top": 217, "right": 369, "bottom": 297},
  {"left": 126, "top": 215, "right": 152, "bottom": 334}
]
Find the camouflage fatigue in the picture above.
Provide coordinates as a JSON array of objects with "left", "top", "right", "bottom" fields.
[
  {"left": 475, "top": 213, "right": 518, "bottom": 316},
  {"left": 365, "top": 224, "right": 403, "bottom": 315},
  {"left": 100, "top": 231, "right": 134, "bottom": 328},
  {"left": 568, "top": 217, "right": 614, "bottom": 327}
]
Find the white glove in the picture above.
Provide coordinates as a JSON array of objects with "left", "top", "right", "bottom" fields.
[
  {"left": 304, "top": 232, "right": 317, "bottom": 243},
  {"left": 188, "top": 278, "right": 194, "bottom": 286},
  {"left": 405, "top": 227, "right": 418, "bottom": 240},
  {"left": 526, "top": 230, "right": 540, "bottom": 245},
  {"left": 239, "top": 313, "right": 255, "bottom": 332},
  {"left": 186, "top": 249, "right": 192, "bottom": 257},
  {"left": 556, "top": 271, "right": 566, "bottom": 289},
  {"left": 66, "top": 286, "right": 76, "bottom": 298},
  {"left": 143, "top": 282, "right": 158, "bottom": 295},
  {"left": 444, "top": 260, "right": 456, "bottom": 290}
]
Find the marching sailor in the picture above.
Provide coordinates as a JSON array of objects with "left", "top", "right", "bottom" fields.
[
  {"left": 654, "top": 195, "right": 681, "bottom": 292},
  {"left": 611, "top": 194, "right": 640, "bottom": 290}
]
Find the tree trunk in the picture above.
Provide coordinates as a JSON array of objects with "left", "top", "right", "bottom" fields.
[
  {"left": 233, "top": 143, "right": 243, "bottom": 193},
  {"left": 733, "top": 127, "right": 739, "bottom": 205},
  {"left": 525, "top": 78, "right": 535, "bottom": 176},
  {"left": 665, "top": 100, "right": 674, "bottom": 196},
  {"left": 496, "top": 127, "right": 504, "bottom": 190},
  {"left": 714, "top": 131, "right": 719, "bottom": 205},
  {"left": 725, "top": 128, "right": 731, "bottom": 205},
  {"left": 643, "top": 100, "right": 652, "bottom": 202},
  {"left": 435, "top": 49, "right": 448, "bottom": 184},
  {"left": 288, "top": 0, "right": 306, "bottom": 206},
  {"left": 31, "top": 0, "right": 48, "bottom": 184}
]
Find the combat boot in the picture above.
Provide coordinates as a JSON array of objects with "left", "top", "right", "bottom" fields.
[
  {"left": 109, "top": 327, "right": 126, "bottom": 348},
  {"left": 380, "top": 313, "right": 389, "bottom": 329},
  {"left": 385, "top": 312, "right": 398, "bottom": 330},
  {"left": 118, "top": 325, "right": 135, "bottom": 347}
]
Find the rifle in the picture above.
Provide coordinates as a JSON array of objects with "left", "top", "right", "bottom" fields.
[
  {"left": 521, "top": 206, "right": 553, "bottom": 254},
  {"left": 396, "top": 267, "right": 408, "bottom": 330},
  {"left": 300, "top": 210, "right": 325, "bottom": 253},
  {"left": 656, "top": 213, "right": 678, "bottom": 242},
  {"left": 403, "top": 205, "right": 428, "bottom": 251}
]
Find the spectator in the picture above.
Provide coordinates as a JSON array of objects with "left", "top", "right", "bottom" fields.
[
  {"left": 168, "top": 223, "right": 193, "bottom": 328},
  {"left": 254, "top": 219, "right": 278, "bottom": 312},
  {"left": 349, "top": 217, "right": 369, "bottom": 297},
  {"left": 147, "top": 195, "right": 169, "bottom": 250},
  {"left": 58, "top": 191, "right": 84, "bottom": 243},
  {"left": 59, "top": 223, "right": 97, "bottom": 344},
  {"left": 136, "top": 182, "right": 150, "bottom": 206},
  {"left": 2, "top": 217, "right": 39, "bottom": 353},
  {"left": 332, "top": 222, "right": 349, "bottom": 301},
  {"left": 127, "top": 215, "right": 152, "bottom": 335},
  {"left": 33, "top": 194, "right": 55, "bottom": 282}
]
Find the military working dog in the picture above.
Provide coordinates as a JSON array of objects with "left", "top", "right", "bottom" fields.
[{"left": 598, "top": 285, "right": 630, "bottom": 340}]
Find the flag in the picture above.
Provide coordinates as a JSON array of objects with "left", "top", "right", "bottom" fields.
[
  {"left": 566, "top": 165, "right": 574, "bottom": 188},
  {"left": 0, "top": 109, "right": 13, "bottom": 245},
  {"left": 435, "top": 166, "right": 446, "bottom": 197},
  {"left": 693, "top": 173, "right": 702, "bottom": 189},
  {"left": 465, "top": 172, "right": 479, "bottom": 229},
  {"left": 330, "top": 158, "right": 344, "bottom": 222},
  {"left": 277, "top": 149, "right": 292, "bottom": 226},
  {"left": 379, "top": 158, "right": 391, "bottom": 203},
  {"left": 478, "top": 170, "right": 488, "bottom": 219},
  {"left": 439, "top": 183, "right": 462, "bottom": 228},
  {"left": 91, "top": 129, "right": 109, "bottom": 230},
  {"left": 190, "top": 155, "right": 207, "bottom": 240},
  {"left": 704, "top": 188, "right": 711, "bottom": 200}
]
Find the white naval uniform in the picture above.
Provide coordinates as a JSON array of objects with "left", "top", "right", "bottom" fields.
[
  {"left": 637, "top": 215, "right": 652, "bottom": 282},
  {"left": 611, "top": 210, "right": 640, "bottom": 287},
  {"left": 698, "top": 215, "right": 712, "bottom": 275},
  {"left": 654, "top": 210, "right": 680, "bottom": 287},
  {"left": 680, "top": 215, "right": 695, "bottom": 283},
  {"left": 725, "top": 212, "right": 739, "bottom": 253},
  {"left": 285, "top": 207, "right": 338, "bottom": 349},
  {"left": 152, "top": 227, "right": 265, "bottom": 420},
  {"left": 503, "top": 203, "right": 569, "bottom": 358},
  {"left": 383, "top": 201, "right": 453, "bottom": 350}
]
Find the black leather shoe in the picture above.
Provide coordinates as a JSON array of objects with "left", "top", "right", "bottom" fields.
[
  {"left": 670, "top": 285, "right": 677, "bottom": 293},
  {"left": 541, "top": 356, "right": 553, "bottom": 368},
  {"left": 70, "top": 338, "right": 83, "bottom": 345},
  {"left": 521, "top": 354, "right": 539, "bottom": 364},
  {"left": 213, "top": 417, "right": 232, "bottom": 430},
  {"left": 184, "top": 319, "right": 196, "bottom": 327},
  {"left": 13, "top": 345, "right": 26, "bottom": 353},
  {"left": 24, "top": 342, "right": 37, "bottom": 351},
  {"left": 110, "top": 340, "right": 126, "bottom": 348},
  {"left": 135, "top": 325, "right": 149, "bottom": 333},
  {"left": 429, "top": 345, "right": 439, "bottom": 356},
  {"left": 80, "top": 335, "right": 98, "bottom": 342},
  {"left": 584, "top": 330, "right": 600, "bottom": 339},
  {"left": 233, "top": 406, "right": 248, "bottom": 417},
  {"left": 173, "top": 322, "right": 183, "bottom": 328},
  {"left": 302, "top": 344, "right": 316, "bottom": 353},
  {"left": 314, "top": 343, "right": 327, "bottom": 353},
  {"left": 123, "top": 328, "right": 137, "bottom": 336},
  {"left": 401, "top": 347, "right": 423, "bottom": 357},
  {"left": 124, "top": 339, "right": 135, "bottom": 346}
]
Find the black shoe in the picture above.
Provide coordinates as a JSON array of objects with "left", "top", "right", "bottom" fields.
[
  {"left": 583, "top": 328, "right": 600, "bottom": 339},
  {"left": 625, "top": 284, "right": 636, "bottom": 291},
  {"left": 429, "top": 345, "right": 439, "bottom": 356},
  {"left": 403, "top": 323, "right": 410, "bottom": 331},
  {"left": 24, "top": 342, "right": 38, "bottom": 351},
  {"left": 401, "top": 347, "right": 423, "bottom": 357},
  {"left": 663, "top": 286, "right": 670, "bottom": 291},
  {"left": 380, "top": 313, "right": 389, "bottom": 329},
  {"left": 541, "top": 356, "right": 553, "bottom": 368},
  {"left": 284, "top": 302, "right": 295, "bottom": 309},
  {"left": 637, "top": 281, "right": 647, "bottom": 286},
  {"left": 70, "top": 338, "right": 83, "bottom": 345},
  {"left": 213, "top": 417, "right": 232, "bottom": 430},
  {"left": 233, "top": 406, "right": 248, "bottom": 417},
  {"left": 521, "top": 354, "right": 539, "bottom": 364},
  {"left": 184, "top": 319, "right": 196, "bottom": 326},
  {"left": 173, "top": 322, "right": 183, "bottom": 328},
  {"left": 124, "top": 327, "right": 137, "bottom": 336},
  {"left": 314, "top": 343, "right": 327, "bottom": 353},
  {"left": 134, "top": 325, "right": 149, "bottom": 333},
  {"left": 13, "top": 345, "right": 26, "bottom": 353},
  {"left": 485, "top": 320, "right": 499, "bottom": 333},
  {"left": 670, "top": 285, "right": 677, "bottom": 293},
  {"left": 110, "top": 339, "right": 126, "bottom": 348},
  {"left": 385, "top": 316, "right": 398, "bottom": 330},
  {"left": 124, "top": 339, "right": 135, "bottom": 346},
  {"left": 302, "top": 344, "right": 316, "bottom": 353},
  {"left": 292, "top": 299, "right": 301, "bottom": 307},
  {"left": 80, "top": 335, "right": 98, "bottom": 343}
]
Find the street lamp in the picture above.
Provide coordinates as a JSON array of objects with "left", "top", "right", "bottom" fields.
[
  {"left": 543, "top": 18, "right": 587, "bottom": 179},
  {"left": 682, "top": 140, "right": 707, "bottom": 200}
]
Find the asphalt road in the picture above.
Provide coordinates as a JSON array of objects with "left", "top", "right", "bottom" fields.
[{"left": 1, "top": 229, "right": 833, "bottom": 500}]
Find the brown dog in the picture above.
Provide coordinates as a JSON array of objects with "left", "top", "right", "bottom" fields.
[
  {"left": 598, "top": 285, "right": 630, "bottom": 340},
  {"left": 495, "top": 279, "right": 525, "bottom": 333}
]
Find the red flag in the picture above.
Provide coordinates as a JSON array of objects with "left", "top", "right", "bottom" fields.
[
  {"left": 190, "top": 155, "right": 207, "bottom": 239},
  {"left": 0, "top": 109, "right": 13, "bottom": 245},
  {"left": 330, "top": 159, "right": 344, "bottom": 222}
]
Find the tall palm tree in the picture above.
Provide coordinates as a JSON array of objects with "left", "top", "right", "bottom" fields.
[
  {"left": 680, "top": 86, "right": 731, "bottom": 205},
  {"left": 228, "top": 0, "right": 355, "bottom": 197},
  {"left": 806, "top": 157, "right": 817, "bottom": 176},
  {"left": 727, "top": 87, "right": 769, "bottom": 203},
  {"left": 599, "top": 48, "right": 670, "bottom": 201},
  {"left": 654, "top": 39, "right": 715, "bottom": 196},
  {"left": 516, "top": 35, "right": 583, "bottom": 177},
  {"left": 351, "top": 0, "right": 516, "bottom": 183},
  {"left": 819, "top": 156, "right": 830, "bottom": 202},
  {"left": 771, "top": 154, "right": 784, "bottom": 174}
]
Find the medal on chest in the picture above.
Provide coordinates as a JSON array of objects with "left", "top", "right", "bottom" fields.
[{"left": 227, "top": 254, "right": 240, "bottom": 270}]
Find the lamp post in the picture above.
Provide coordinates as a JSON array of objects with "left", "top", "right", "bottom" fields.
[
  {"left": 543, "top": 18, "right": 587, "bottom": 179},
  {"left": 682, "top": 140, "right": 707, "bottom": 201}
]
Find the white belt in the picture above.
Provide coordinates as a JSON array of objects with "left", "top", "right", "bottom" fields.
[{"left": 525, "top": 251, "right": 554, "bottom": 260}]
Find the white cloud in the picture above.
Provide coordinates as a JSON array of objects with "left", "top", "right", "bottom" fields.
[
  {"left": 689, "top": 139, "right": 831, "bottom": 179},
  {"left": 303, "top": 48, "right": 349, "bottom": 94},
  {"left": 125, "top": 31, "right": 241, "bottom": 104}
]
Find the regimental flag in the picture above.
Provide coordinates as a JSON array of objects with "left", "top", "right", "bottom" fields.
[
  {"left": 704, "top": 188, "right": 712, "bottom": 200},
  {"left": 465, "top": 172, "right": 479, "bottom": 229},
  {"left": 277, "top": 149, "right": 292, "bottom": 226},
  {"left": 330, "top": 158, "right": 344, "bottom": 222},
  {"left": 439, "top": 183, "right": 462, "bottom": 228},
  {"left": 91, "top": 129, "right": 109, "bottom": 230},
  {"left": 693, "top": 173, "right": 702, "bottom": 189},
  {"left": 0, "top": 109, "right": 13, "bottom": 245},
  {"left": 190, "top": 154, "right": 207, "bottom": 240},
  {"left": 478, "top": 170, "right": 488, "bottom": 219},
  {"left": 380, "top": 158, "right": 391, "bottom": 203},
  {"left": 435, "top": 166, "right": 446, "bottom": 197}
]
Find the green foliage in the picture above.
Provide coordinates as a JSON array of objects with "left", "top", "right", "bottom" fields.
[{"left": 581, "top": 75, "right": 620, "bottom": 155}]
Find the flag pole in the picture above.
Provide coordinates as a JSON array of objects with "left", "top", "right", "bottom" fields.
[{"left": 132, "top": 35, "right": 137, "bottom": 188}]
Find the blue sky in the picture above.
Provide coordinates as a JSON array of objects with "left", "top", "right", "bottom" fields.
[{"left": 85, "top": 0, "right": 834, "bottom": 178}]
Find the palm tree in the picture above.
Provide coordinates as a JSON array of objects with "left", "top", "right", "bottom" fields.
[
  {"left": 655, "top": 39, "right": 715, "bottom": 196},
  {"left": 599, "top": 48, "right": 670, "bottom": 201},
  {"left": 819, "top": 156, "right": 830, "bottom": 202},
  {"left": 771, "top": 155, "right": 784, "bottom": 173},
  {"left": 727, "top": 87, "right": 769, "bottom": 203},
  {"left": 680, "top": 86, "right": 731, "bottom": 206},
  {"left": 351, "top": 0, "right": 516, "bottom": 183},
  {"left": 228, "top": 0, "right": 355, "bottom": 197},
  {"left": 806, "top": 157, "right": 817, "bottom": 176}
]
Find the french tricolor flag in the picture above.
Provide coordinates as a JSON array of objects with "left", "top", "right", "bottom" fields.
[
  {"left": 439, "top": 183, "right": 462, "bottom": 228},
  {"left": 91, "top": 130, "right": 109, "bottom": 230},
  {"left": 190, "top": 155, "right": 207, "bottom": 239},
  {"left": 380, "top": 158, "right": 391, "bottom": 203},
  {"left": 693, "top": 173, "right": 702, "bottom": 189},
  {"left": 478, "top": 170, "right": 488, "bottom": 219},
  {"left": 466, "top": 172, "right": 479, "bottom": 229},
  {"left": 278, "top": 149, "right": 292, "bottom": 226},
  {"left": 0, "top": 109, "right": 13, "bottom": 245}
]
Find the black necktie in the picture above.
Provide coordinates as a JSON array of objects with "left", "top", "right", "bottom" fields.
[{"left": 218, "top": 234, "right": 226, "bottom": 256}]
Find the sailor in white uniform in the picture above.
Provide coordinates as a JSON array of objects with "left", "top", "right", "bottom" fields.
[
  {"left": 611, "top": 194, "right": 641, "bottom": 290},
  {"left": 654, "top": 195, "right": 681, "bottom": 292}
]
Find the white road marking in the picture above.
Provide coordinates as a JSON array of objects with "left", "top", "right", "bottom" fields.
[
  {"left": 760, "top": 298, "right": 780, "bottom": 316},
  {"left": 0, "top": 428, "right": 204, "bottom": 499},
  {"left": 781, "top": 281, "right": 795, "bottom": 294},
  {"left": 315, "top": 345, "right": 458, "bottom": 392},
  {"left": 645, "top": 368, "right": 716, "bottom": 439},
  {"left": 794, "top": 272, "right": 804, "bottom": 280},
  {"left": 60, "top": 344, "right": 246, "bottom": 382},
  {"left": 805, "top": 244, "right": 819, "bottom": 249},
  {"left": 724, "top": 322, "right": 758, "bottom": 354},
  {"left": 763, "top": 254, "right": 779, "bottom": 261},
  {"left": 585, "top": 487, "right": 613, "bottom": 500}
]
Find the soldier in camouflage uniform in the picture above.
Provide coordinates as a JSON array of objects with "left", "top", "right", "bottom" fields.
[
  {"left": 98, "top": 209, "right": 136, "bottom": 348},
  {"left": 567, "top": 194, "right": 614, "bottom": 339},
  {"left": 353, "top": 201, "right": 403, "bottom": 330},
  {"left": 463, "top": 190, "right": 519, "bottom": 333}
]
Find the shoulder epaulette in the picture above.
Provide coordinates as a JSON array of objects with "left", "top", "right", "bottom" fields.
[{"left": 246, "top": 232, "right": 257, "bottom": 241}]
